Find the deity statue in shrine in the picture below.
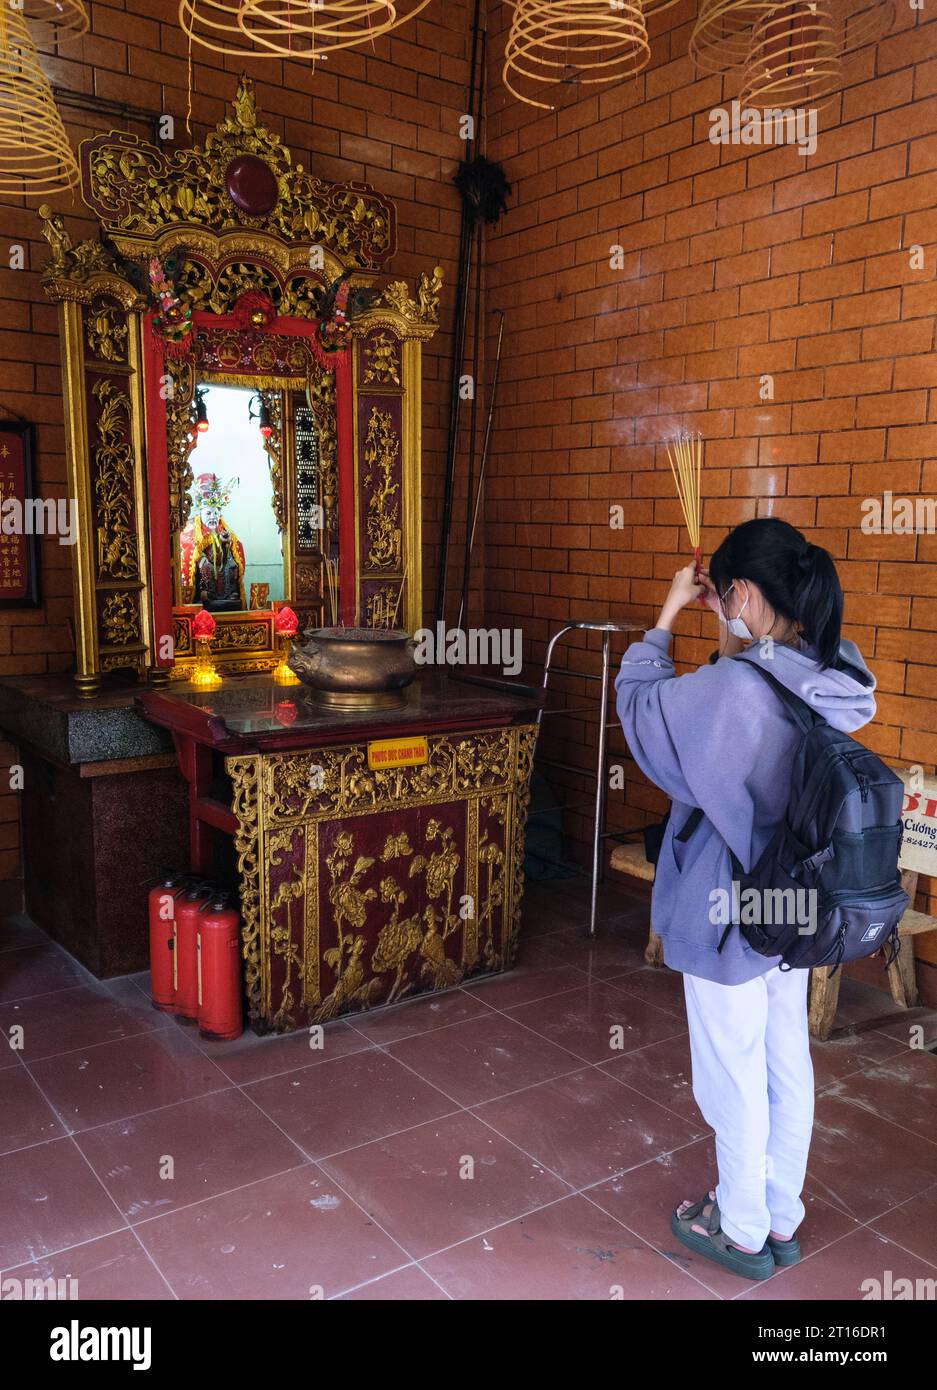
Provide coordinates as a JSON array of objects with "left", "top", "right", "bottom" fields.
[{"left": 180, "top": 473, "right": 246, "bottom": 612}]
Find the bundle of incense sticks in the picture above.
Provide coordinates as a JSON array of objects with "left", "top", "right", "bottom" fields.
[
  {"left": 666, "top": 430, "right": 703, "bottom": 579},
  {"left": 324, "top": 556, "right": 340, "bottom": 627},
  {"left": 392, "top": 566, "right": 408, "bottom": 627}
]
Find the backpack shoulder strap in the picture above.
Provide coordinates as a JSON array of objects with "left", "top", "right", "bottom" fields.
[{"left": 738, "top": 659, "right": 825, "bottom": 734}]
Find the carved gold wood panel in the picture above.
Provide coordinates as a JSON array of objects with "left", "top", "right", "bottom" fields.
[{"left": 226, "top": 724, "right": 538, "bottom": 1033}]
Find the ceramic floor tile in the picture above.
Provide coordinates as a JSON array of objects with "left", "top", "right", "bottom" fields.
[
  {"left": 473, "top": 1065, "right": 705, "bottom": 1190},
  {"left": 0, "top": 916, "right": 48, "bottom": 953},
  {"left": 805, "top": 1094, "right": 937, "bottom": 1224},
  {"left": 0, "top": 1138, "right": 124, "bottom": 1270},
  {"left": 336, "top": 1266, "right": 450, "bottom": 1299},
  {"left": 29, "top": 1027, "right": 232, "bottom": 1134},
  {"left": 345, "top": 986, "right": 495, "bottom": 1045},
  {"left": 809, "top": 1029, "right": 910, "bottom": 1090},
  {"left": 459, "top": 955, "right": 590, "bottom": 1011},
  {"left": 817, "top": 1049, "right": 937, "bottom": 1144},
  {"left": 868, "top": 1184, "right": 937, "bottom": 1268},
  {"left": 503, "top": 981, "right": 686, "bottom": 1064},
  {"left": 0, "top": 1066, "right": 65, "bottom": 1154},
  {"left": 244, "top": 1048, "right": 456, "bottom": 1158},
  {"left": 197, "top": 1017, "right": 374, "bottom": 1085},
  {"left": 604, "top": 964, "right": 688, "bottom": 1017},
  {"left": 1, "top": 1230, "right": 172, "bottom": 1299},
  {"left": 599, "top": 1032, "right": 704, "bottom": 1124},
  {"left": 384, "top": 1011, "right": 584, "bottom": 1107},
  {"left": 318, "top": 1109, "right": 570, "bottom": 1259},
  {"left": 528, "top": 926, "right": 654, "bottom": 982},
  {"left": 738, "top": 1225, "right": 937, "bottom": 1302},
  {"left": 0, "top": 945, "right": 89, "bottom": 1004},
  {"left": 137, "top": 1165, "right": 409, "bottom": 1299},
  {"left": 422, "top": 1192, "right": 716, "bottom": 1300},
  {"left": 0, "top": 984, "right": 169, "bottom": 1065},
  {"left": 75, "top": 1089, "right": 308, "bottom": 1223},
  {"left": 873, "top": 1007, "right": 937, "bottom": 1047}
]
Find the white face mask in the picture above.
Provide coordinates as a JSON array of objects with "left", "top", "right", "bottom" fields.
[{"left": 719, "top": 583, "right": 753, "bottom": 641}]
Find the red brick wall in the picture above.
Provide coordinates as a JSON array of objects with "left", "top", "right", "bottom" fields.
[
  {"left": 483, "top": 2, "right": 937, "bottom": 923},
  {"left": 0, "top": 0, "right": 475, "bottom": 882}
]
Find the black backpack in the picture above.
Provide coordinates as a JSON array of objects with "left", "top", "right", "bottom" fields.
[{"left": 717, "top": 663, "right": 909, "bottom": 971}]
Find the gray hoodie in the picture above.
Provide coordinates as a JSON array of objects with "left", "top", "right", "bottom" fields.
[{"left": 614, "top": 630, "right": 877, "bottom": 985}]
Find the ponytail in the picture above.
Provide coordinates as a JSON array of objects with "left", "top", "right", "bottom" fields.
[
  {"left": 794, "top": 543, "right": 843, "bottom": 670},
  {"left": 709, "top": 518, "right": 843, "bottom": 669}
]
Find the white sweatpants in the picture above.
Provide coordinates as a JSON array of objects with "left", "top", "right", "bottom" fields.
[{"left": 683, "top": 965, "right": 814, "bottom": 1252}]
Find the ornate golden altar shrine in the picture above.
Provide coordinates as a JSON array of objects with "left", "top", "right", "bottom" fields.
[
  {"left": 39, "top": 78, "right": 441, "bottom": 695},
  {"left": 139, "top": 676, "right": 540, "bottom": 1034}
]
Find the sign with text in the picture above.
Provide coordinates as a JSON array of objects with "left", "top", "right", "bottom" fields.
[
  {"left": 367, "top": 735, "right": 429, "bottom": 770},
  {"left": 898, "top": 771, "right": 937, "bottom": 878},
  {"left": 0, "top": 422, "right": 40, "bottom": 608}
]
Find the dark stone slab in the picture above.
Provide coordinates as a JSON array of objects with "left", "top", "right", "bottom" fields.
[{"left": 0, "top": 675, "right": 173, "bottom": 765}]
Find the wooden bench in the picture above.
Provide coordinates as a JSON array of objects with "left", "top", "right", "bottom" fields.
[{"left": 609, "top": 845, "right": 935, "bottom": 1040}]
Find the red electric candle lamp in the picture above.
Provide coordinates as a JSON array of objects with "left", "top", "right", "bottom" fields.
[
  {"left": 191, "top": 607, "right": 222, "bottom": 688},
  {"left": 273, "top": 605, "right": 301, "bottom": 686}
]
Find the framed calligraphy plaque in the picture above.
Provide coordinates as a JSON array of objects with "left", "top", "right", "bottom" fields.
[{"left": 0, "top": 422, "right": 40, "bottom": 609}]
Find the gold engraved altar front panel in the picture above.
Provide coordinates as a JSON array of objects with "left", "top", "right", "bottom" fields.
[{"left": 226, "top": 724, "right": 538, "bottom": 1033}]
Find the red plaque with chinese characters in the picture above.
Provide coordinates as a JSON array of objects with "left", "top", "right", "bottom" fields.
[{"left": 0, "top": 423, "right": 40, "bottom": 608}]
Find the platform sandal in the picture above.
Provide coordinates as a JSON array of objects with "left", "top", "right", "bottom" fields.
[
  {"left": 767, "top": 1233, "right": 802, "bottom": 1267},
  {"left": 671, "top": 1194, "right": 776, "bottom": 1281}
]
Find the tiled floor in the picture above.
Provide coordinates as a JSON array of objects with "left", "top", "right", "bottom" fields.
[{"left": 1, "top": 879, "right": 936, "bottom": 1301}]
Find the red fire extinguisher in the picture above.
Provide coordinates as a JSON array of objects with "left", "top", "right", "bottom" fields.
[
  {"left": 174, "top": 883, "right": 213, "bottom": 1021},
  {"left": 196, "top": 895, "right": 243, "bottom": 1041},
  {"left": 147, "top": 873, "right": 188, "bottom": 1013}
]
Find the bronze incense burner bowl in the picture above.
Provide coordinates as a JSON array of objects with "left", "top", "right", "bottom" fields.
[{"left": 287, "top": 627, "right": 419, "bottom": 709}]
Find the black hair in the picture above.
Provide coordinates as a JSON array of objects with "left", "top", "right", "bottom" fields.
[{"left": 708, "top": 518, "right": 843, "bottom": 669}]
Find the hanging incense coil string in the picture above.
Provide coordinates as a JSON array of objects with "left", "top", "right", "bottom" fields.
[
  {"left": 20, "top": 0, "right": 89, "bottom": 41},
  {"left": 691, "top": 0, "right": 895, "bottom": 75},
  {"left": 503, "top": 0, "right": 650, "bottom": 111},
  {"left": 741, "top": 1, "right": 841, "bottom": 112},
  {"left": 666, "top": 432, "right": 704, "bottom": 590},
  {"left": 690, "top": 0, "right": 775, "bottom": 73},
  {"left": 178, "top": 0, "right": 274, "bottom": 57},
  {"left": 239, "top": 0, "right": 433, "bottom": 58},
  {"left": 0, "top": 5, "right": 80, "bottom": 197},
  {"left": 239, "top": 0, "right": 431, "bottom": 57},
  {"left": 836, "top": 0, "right": 895, "bottom": 53}
]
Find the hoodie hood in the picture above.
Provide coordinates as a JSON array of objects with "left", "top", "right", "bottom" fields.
[{"left": 735, "top": 638, "right": 876, "bottom": 734}]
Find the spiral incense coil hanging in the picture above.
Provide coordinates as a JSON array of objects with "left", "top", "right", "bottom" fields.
[
  {"left": 178, "top": 0, "right": 272, "bottom": 57},
  {"left": 0, "top": 5, "right": 80, "bottom": 196},
  {"left": 692, "top": 0, "right": 895, "bottom": 75},
  {"left": 503, "top": 0, "right": 651, "bottom": 111},
  {"left": 740, "top": 1, "right": 842, "bottom": 111},
  {"left": 690, "top": 0, "right": 776, "bottom": 73},
  {"left": 836, "top": 0, "right": 895, "bottom": 53},
  {"left": 20, "top": 0, "right": 90, "bottom": 41},
  {"left": 239, "top": 0, "right": 432, "bottom": 57}
]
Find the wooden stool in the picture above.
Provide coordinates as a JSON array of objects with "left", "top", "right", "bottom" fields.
[
  {"left": 808, "top": 871, "right": 933, "bottom": 1041},
  {"left": 609, "top": 850, "right": 933, "bottom": 1038}
]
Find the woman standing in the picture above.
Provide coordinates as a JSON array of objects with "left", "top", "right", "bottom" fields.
[{"left": 615, "top": 517, "right": 877, "bottom": 1281}]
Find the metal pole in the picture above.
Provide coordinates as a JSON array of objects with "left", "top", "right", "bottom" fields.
[
  {"left": 589, "top": 630, "right": 612, "bottom": 938},
  {"left": 457, "top": 308, "right": 506, "bottom": 634}
]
